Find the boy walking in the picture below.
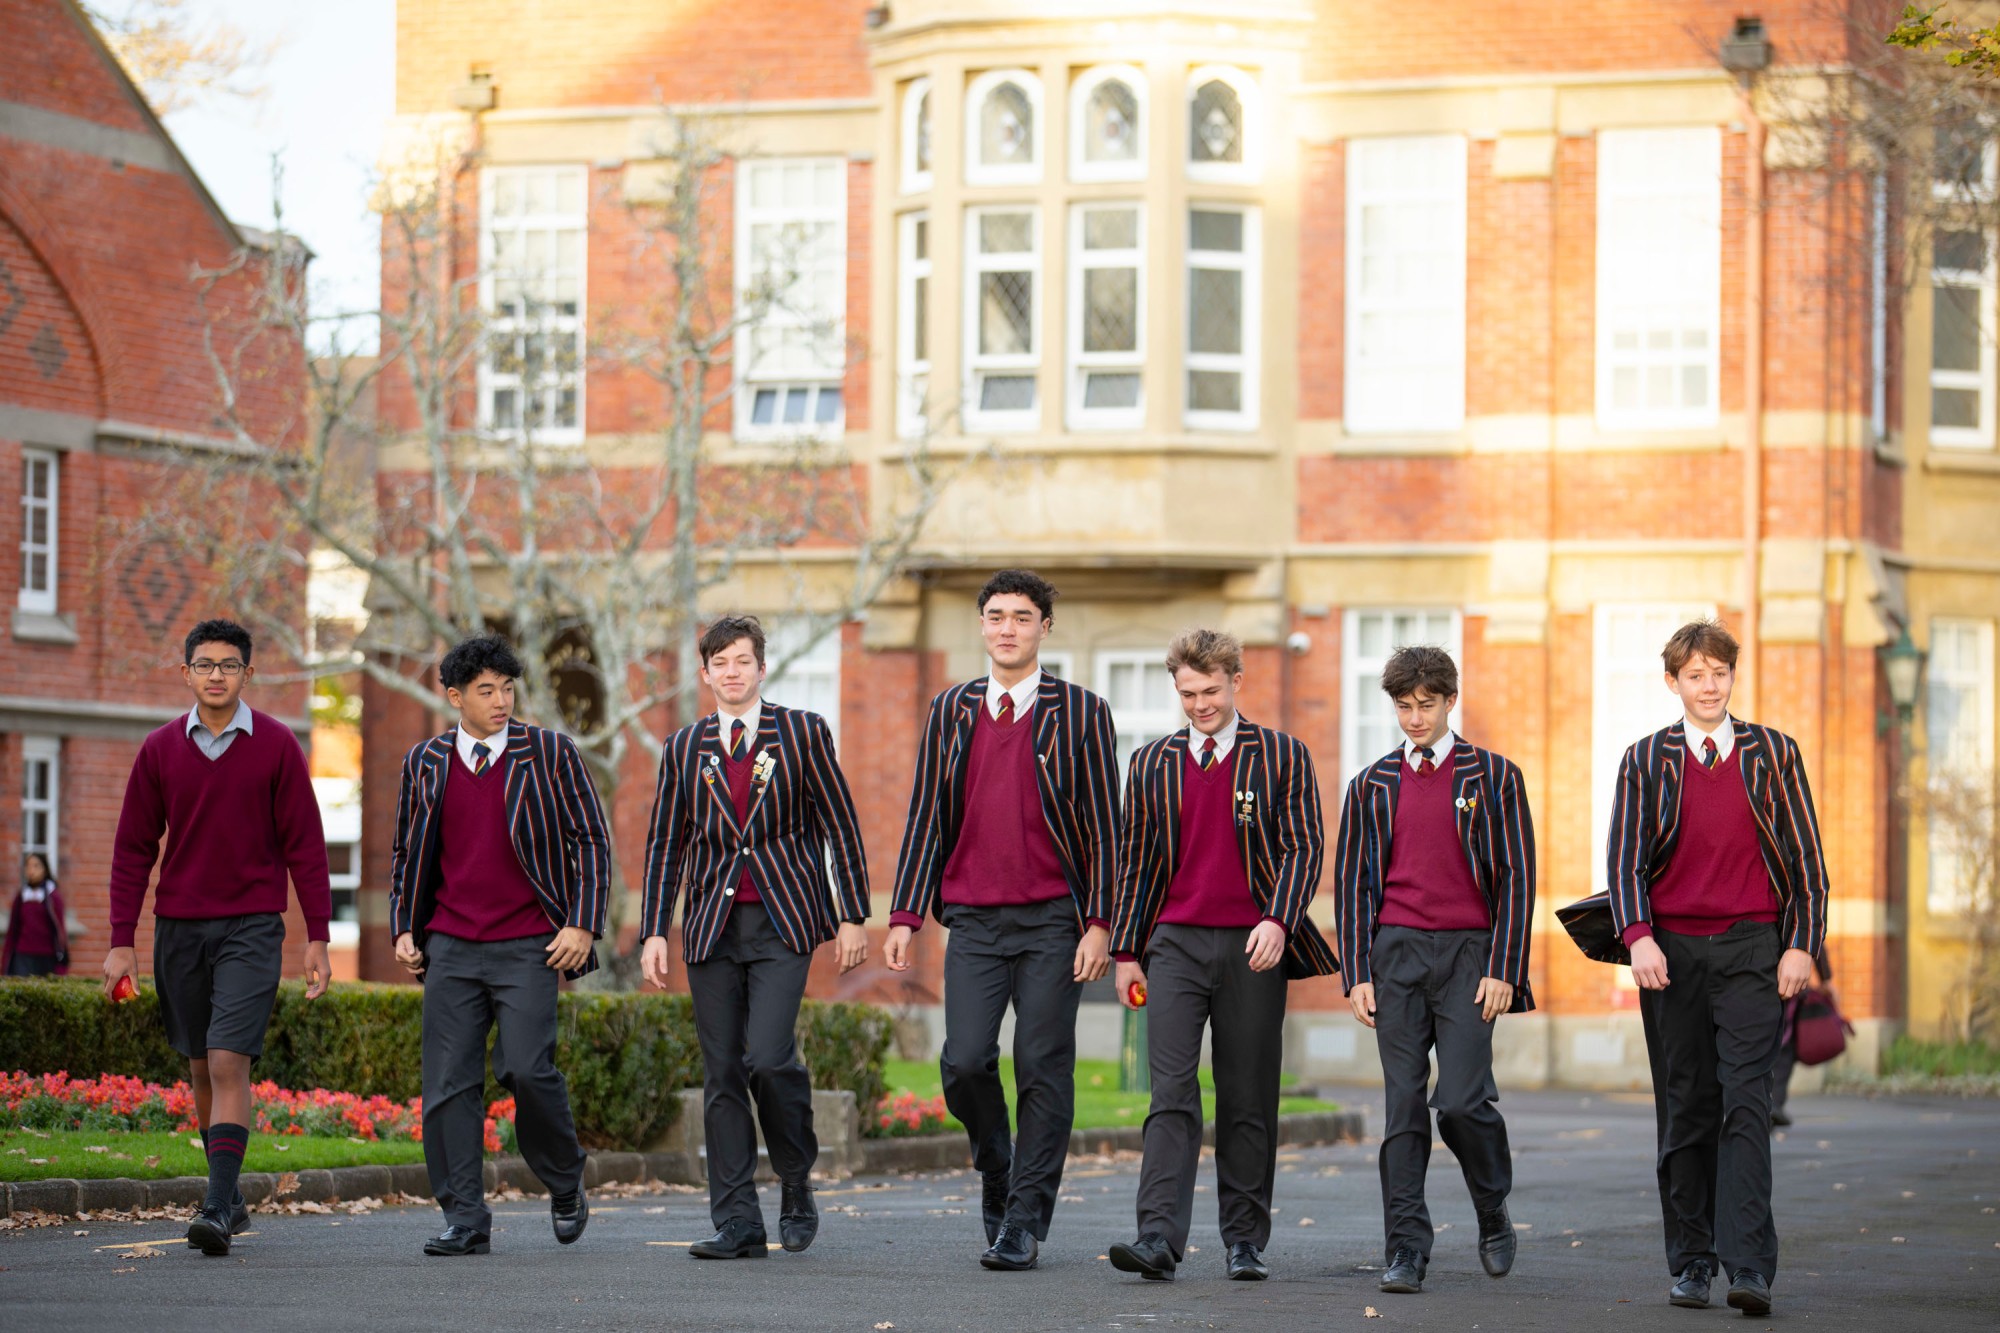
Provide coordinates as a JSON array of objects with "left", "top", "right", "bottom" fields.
[
  {"left": 1334, "top": 645, "right": 1535, "bottom": 1295},
  {"left": 104, "top": 619, "right": 332, "bottom": 1256},
  {"left": 1609, "top": 620, "right": 1828, "bottom": 1316},
  {"left": 390, "top": 635, "right": 608, "bottom": 1257}
]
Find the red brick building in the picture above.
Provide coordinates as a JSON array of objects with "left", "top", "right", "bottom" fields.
[
  {"left": 367, "top": 1, "right": 1999, "bottom": 1083},
  {"left": 0, "top": 0, "right": 313, "bottom": 975}
]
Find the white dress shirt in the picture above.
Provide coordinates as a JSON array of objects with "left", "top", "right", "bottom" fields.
[
  {"left": 717, "top": 698, "right": 764, "bottom": 755},
  {"left": 985, "top": 669, "right": 1042, "bottom": 721},
  {"left": 1187, "top": 712, "right": 1241, "bottom": 764},
  {"left": 1403, "top": 728, "right": 1457, "bottom": 771},
  {"left": 185, "top": 700, "right": 253, "bottom": 761},
  {"left": 1684, "top": 715, "right": 1736, "bottom": 766},
  {"left": 455, "top": 724, "right": 506, "bottom": 774}
]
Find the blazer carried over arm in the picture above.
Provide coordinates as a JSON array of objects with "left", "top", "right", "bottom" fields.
[
  {"left": 890, "top": 673, "right": 1121, "bottom": 929},
  {"left": 1605, "top": 716, "right": 1828, "bottom": 958},
  {"left": 388, "top": 720, "right": 612, "bottom": 978},
  {"left": 1109, "top": 720, "right": 1339, "bottom": 980},
  {"left": 639, "top": 703, "right": 870, "bottom": 965},
  {"left": 1332, "top": 738, "right": 1537, "bottom": 1012}
]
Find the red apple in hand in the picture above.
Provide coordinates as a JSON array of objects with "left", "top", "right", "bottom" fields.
[{"left": 111, "top": 975, "right": 137, "bottom": 1003}]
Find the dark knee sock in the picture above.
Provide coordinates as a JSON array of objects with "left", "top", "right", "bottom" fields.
[
  {"left": 204, "top": 1123, "right": 248, "bottom": 1213},
  {"left": 200, "top": 1126, "right": 246, "bottom": 1208}
]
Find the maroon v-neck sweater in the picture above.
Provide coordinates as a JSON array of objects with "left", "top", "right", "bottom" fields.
[
  {"left": 1159, "top": 747, "right": 1263, "bottom": 928},
  {"left": 936, "top": 704, "right": 1070, "bottom": 910},
  {"left": 1622, "top": 748, "right": 1777, "bottom": 944},
  {"left": 109, "top": 711, "right": 332, "bottom": 948},
  {"left": 722, "top": 741, "right": 763, "bottom": 904},
  {"left": 1378, "top": 754, "right": 1491, "bottom": 932},
  {"left": 429, "top": 755, "right": 552, "bottom": 942}
]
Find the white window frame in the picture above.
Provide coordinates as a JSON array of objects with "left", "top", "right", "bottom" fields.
[
  {"left": 478, "top": 165, "right": 587, "bottom": 445},
  {"left": 1185, "top": 204, "right": 1261, "bottom": 432},
  {"left": 1095, "top": 650, "right": 1181, "bottom": 784},
  {"left": 901, "top": 77, "right": 934, "bottom": 195},
  {"left": 1037, "top": 651, "right": 1075, "bottom": 681},
  {"left": 1594, "top": 127, "right": 1722, "bottom": 431},
  {"left": 1926, "top": 617, "right": 1996, "bottom": 915},
  {"left": 1929, "top": 223, "right": 1998, "bottom": 450},
  {"left": 21, "top": 736, "right": 58, "bottom": 873},
  {"left": 966, "top": 68, "right": 1044, "bottom": 187},
  {"left": 1186, "top": 65, "right": 1260, "bottom": 185},
  {"left": 1067, "top": 202, "right": 1146, "bottom": 431},
  {"left": 19, "top": 449, "right": 58, "bottom": 614},
  {"left": 766, "top": 618, "right": 844, "bottom": 749},
  {"left": 1069, "top": 64, "right": 1147, "bottom": 184},
  {"left": 1339, "top": 609, "right": 1463, "bottom": 784},
  {"left": 734, "top": 157, "right": 848, "bottom": 443},
  {"left": 897, "top": 211, "right": 932, "bottom": 440},
  {"left": 1344, "top": 135, "right": 1468, "bottom": 434},
  {"left": 1590, "top": 603, "right": 1714, "bottom": 893},
  {"left": 1931, "top": 122, "right": 1997, "bottom": 205},
  {"left": 963, "top": 205, "right": 1042, "bottom": 433}
]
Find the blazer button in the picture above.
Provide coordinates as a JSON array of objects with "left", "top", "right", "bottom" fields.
[{"left": 725, "top": 886, "right": 737, "bottom": 896}]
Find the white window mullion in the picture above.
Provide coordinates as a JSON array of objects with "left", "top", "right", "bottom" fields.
[
  {"left": 1185, "top": 206, "right": 1260, "bottom": 431},
  {"left": 1930, "top": 225, "right": 1998, "bottom": 450},
  {"left": 18, "top": 449, "right": 57, "bottom": 614},
  {"left": 21, "top": 736, "right": 59, "bottom": 872},
  {"left": 1925, "top": 617, "right": 1997, "bottom": 914},
  {"left": 964, "top": 206, "right": 1041, "bottom": 432},
  {"left": 1068, "top": 203, "right": 1144, "bottom": 430},
  {"left": 1595, "top": 128, "right": 1721, "bottom": 430},
  {"left": 901, "top": 77, "right": 934, "bottom": 195},
  {"left": 1345, "top": 135, "right": 1467, "bottom": 434},
  {"left": 1340, "top": 609, "right": 1462, "bottom": 784},
  {"left": 479, "top": 166, "right": 587, "bottom": 444},
  {"left": 967, "top": 69, "right": 1043, "bottom": 187},
  {"left": 1096, "top": 650, "right": 1180, "bottom": 783},
  {"left": 767, "top": 618, "right": 844, "bottom": 749},
  {"left": 897, "top": 212, "right": 932, "bottom": 440},
  {"left": 736, "top": 157, "right": 848, "bottom": 442},
  {"left": 1070, "top": 65, "right": 1146, "bottom": 184}
]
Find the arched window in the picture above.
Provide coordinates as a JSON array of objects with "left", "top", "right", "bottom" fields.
[
  {"left": 966, "top": 68, "right": 1043, "bottom": 186},
  {"left": 901, "top": 77, "right": 932, "bottom": 194},
  {"left": 1187, "top": 65, "right": 1258, "bottom": 182},
  {"left": 1070, "top": 65, "right": 1146, "bottom": 183}
]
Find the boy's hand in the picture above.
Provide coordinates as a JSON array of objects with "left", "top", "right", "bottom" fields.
[
  {"left": 302, "top": 941, "right": 331, "bottom": 999},
  {"left": 101, "top": 946, "right": 138, "bottom": 1001},
  {"left": 1347, "top": 980, "right": 1377, "bottom": 1029},
  {"left": 1474, "top": 976, "right": 1514, "bottom": 1022}
]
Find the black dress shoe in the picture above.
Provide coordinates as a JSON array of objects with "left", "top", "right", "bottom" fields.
[
  {"left": 979, "top": 1221, "right": 1039, "bottom": 1271},
  {"left": 188, "top": 1197, "right": 250, "bottom": 1248},
  {"left": 1226, "top": 1241, "right": 1268, "bottom": 1281},
  {"left": 1380, "top": 1244, "right": 1427, "bottom": 1294},
  {"left": 1770, "top": 1107, "right": 1793, "bottom": 1128},
  {"left": 981, "top": 1170, "right": 1010, "bottom": 1247},
  {"left": 423, "top": 1224, "right": 491, "bottom": 1257},
  {"left": 1726, "top": 1270, "right": 1772, "bottom": 1316},
  {"left": 186, "top": 1204, "right": 233, "bottom": 1257},
  {"left": 551, "top": 1188, "right": 589, "bottom": 1245},
  {"left": 1669, "top": 1258, "right": 1713, "bottom": 1307},
  {"left": 689, "top": 1218, "right": 769, "bottom": 1260},
  {"left": 779, "top": 1179, "right": 818, "bottom": 1253},
  {"left": 1477, "top": 1204, "right": 1517, "bottom": 1277},
  {"left": 1107, "top": 1232, "right": 1176, "bottom": 1281}
]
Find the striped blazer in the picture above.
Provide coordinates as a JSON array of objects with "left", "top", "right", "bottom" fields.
[
  {"left": 1605, "top": 717, "right": 1828, "bottom": 957},
  {"left": 640, "top": 703, "right": 869, "bottom": 964},
  {"left": 388, "top": 721, "right": 612, "bottom": 979},
  {"left": 1110, "top": 722, "right": 1339, "bottom": 980},
  {"left": 1332, "top": 738, "right": 1537, "bottom": 1011},
  {"left": 891, "top": 673, "right": 1121, "bottom": 927}
]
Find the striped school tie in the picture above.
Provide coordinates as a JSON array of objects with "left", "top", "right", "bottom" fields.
[
  {"left": 1200, "top": 736, "right": 1217, "bottom": 770},
  {"left": 471, "top": 741, "right": 490, "bottom": 776},
  {"left": 1417, "top": 746, "right": 1436, "bottom": 777},
  {"left": 1703, "top": 737, "right": 1719, "bottom": 769},
  {"left": 729, "top": 719, "right": 749, "bottom": 760}
]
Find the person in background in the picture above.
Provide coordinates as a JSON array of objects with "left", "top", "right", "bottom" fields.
[{"left": 3, "top": 853, "right": 68, "bottom": 976}]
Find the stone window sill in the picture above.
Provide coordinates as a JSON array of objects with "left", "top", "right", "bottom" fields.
[{"left": 12, "top": 608, "right": 79, "bottom": 645}]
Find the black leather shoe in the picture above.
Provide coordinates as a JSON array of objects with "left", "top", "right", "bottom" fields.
[
  {"left": 1770, "top": 1108, "right": 1793, "bottom": 1128},
  {"left": 186, "top": 1204, "right": 232, "bottom": 1257},
  {"left": 689, "top": 1218, "right": 769, "bottom": 1260},
  {"left": 423, "top": 1224, "right": 491, "bottom": 1257},
  {"left": 1670, "top": 1258, "right": 1713, "bottom": 1308},
  {"left": 981, "top": 1170, "right": 1010, "bottom": 1247},
  {"left": 779, "top": 1179, "right": 818, "bottom": 1253},
  {"left": 1477, "top": 1204, "right": 1517, "bottom": 1277},
  {"left": 1226, "top": 1241, "right": 1268, "bottom": 1281},
  {"left": 980, "top": 1221, "right": 1039, "bottom": 1271},
  {"left": 1107, "top": 1232, "right": 1176, "bottom": 1281},
  {"left": 188, "top": 1197, "right": 250, "bottom": 1248},
  {"left": 551, "top": 1188, "right": 588, "bottom": 1245},
  {"left": 1380, "top": 1245, "right": 1427, "bottom": 1294},
  {"left": 1726, "top": 1270, "right": 1772, "bottom": 1316}
]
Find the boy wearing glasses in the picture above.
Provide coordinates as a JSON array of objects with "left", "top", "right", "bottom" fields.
[{"left": 104, "top": 619, "right": 332, "bottom": 1256}]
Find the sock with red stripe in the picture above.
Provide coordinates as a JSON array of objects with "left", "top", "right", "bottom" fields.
[{"left": 204, "top": 1123, "right": 248, "bottom": 1214}]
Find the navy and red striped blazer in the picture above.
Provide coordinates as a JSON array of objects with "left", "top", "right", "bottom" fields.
[
  {"left": 1333, "top": 738, "right": 1537, "bottom": 1011},
  {"left": 389, "top": 721, "right": 612, "bottom": 978},
  {"left": 640, "top": 703, "right": 869, "bottom": 965},
  {"left": 1111, "top": 721, "right": 1339, "bottom": 980},
  {"left": 891, "top": 673, "right": 1121, "bottom": 928},
  {"left": 1605, "top": 717, "right": 1828, "bottom": 957}
]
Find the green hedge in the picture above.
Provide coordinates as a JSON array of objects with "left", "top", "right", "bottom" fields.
[{"left": 0, "top": 978, "right": 890, "bottom": 1149}]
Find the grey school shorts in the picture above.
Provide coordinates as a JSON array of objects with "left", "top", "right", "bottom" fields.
[{"left": 152, "top": 912, "right": 286, "bottom": 1060}]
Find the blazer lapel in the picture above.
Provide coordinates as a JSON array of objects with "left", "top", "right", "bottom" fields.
[
  {"left": 696, "top": 715, "right": 742, "bottom": 835},
  {"left": 1659, "top": 720, "right": 1687, "bottom": 855},
  {"left": 1234, "top": 724, "right": 1266, "bottom": 877},
  {"left": 743, "top": 707, "right": 784, "bottom": 828},
  {"left": 1732, "top": 719, "right": 1782, "bottom": 854},
  {"left": 1031, "top": 674, "right": 1063, "bottom": 762},
  {"left": 501, "top": 721, "right": 535, "bottom": 840},
  {"left": 1449, "top": 740, "right": 1483, "bottom": 882},
  {"left": 421, "top": 732, "right": 454, "bottom": 801},
  {"left": 950, "top": 679, "right": 985, "bottom": 769},
  {"left": 1368, "top": 750, "right": 1403, "bottom": 869},
  {"left": 1160, "top": 730, "right": 1189, "bottom": 871}
]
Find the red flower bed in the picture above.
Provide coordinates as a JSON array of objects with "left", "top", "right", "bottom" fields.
[
  {"left": 1, "top": 1072, "right": 518, "bottom": 1154},
  {"left": 872, "top": 1090, "right": 949, "bottom": 1138}
]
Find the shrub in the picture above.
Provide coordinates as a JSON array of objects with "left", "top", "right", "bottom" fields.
[
  {"left": 0, "top": 978, "right": 889, "bottom": 1150},
  {"left": 871, "top": 1090, "right": 949, "bottom": 1138}
]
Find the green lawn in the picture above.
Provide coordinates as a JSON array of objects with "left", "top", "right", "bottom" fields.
[
  {"left": 0, "top": 1128, "right": 425, "bottom": 1182},
  {"left": 883, "top": 1058, "right": 1335, "bottom": 1133}
]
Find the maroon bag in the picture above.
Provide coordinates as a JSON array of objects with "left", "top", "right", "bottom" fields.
[{"left": 1789, "top": 986, "right": 1853, "bottom": 1066}]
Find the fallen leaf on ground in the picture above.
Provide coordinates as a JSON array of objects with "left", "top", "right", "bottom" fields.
[
  {"left": 1299, "top": 1218, "right": 1315, "bottom": 1226},
  {"left": 1364, "top": 1307, "right": 1382, "bottom": 1319},
  {"left": 874, "top": 1323, "right": 895, "bottom": 1330}
]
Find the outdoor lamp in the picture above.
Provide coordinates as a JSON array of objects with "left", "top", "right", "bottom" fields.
[{"left": 1882, "top": 626, "right": 1925, "bottom": 726}]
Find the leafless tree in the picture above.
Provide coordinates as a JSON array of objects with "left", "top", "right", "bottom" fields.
[{"left": 1915, "top": 765, "right": 2000, "bottom": 1044}]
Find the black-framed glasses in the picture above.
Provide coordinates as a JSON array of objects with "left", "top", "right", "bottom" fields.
[{"left": 189, "top": 661, "right": 246, "bottom": 677}]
